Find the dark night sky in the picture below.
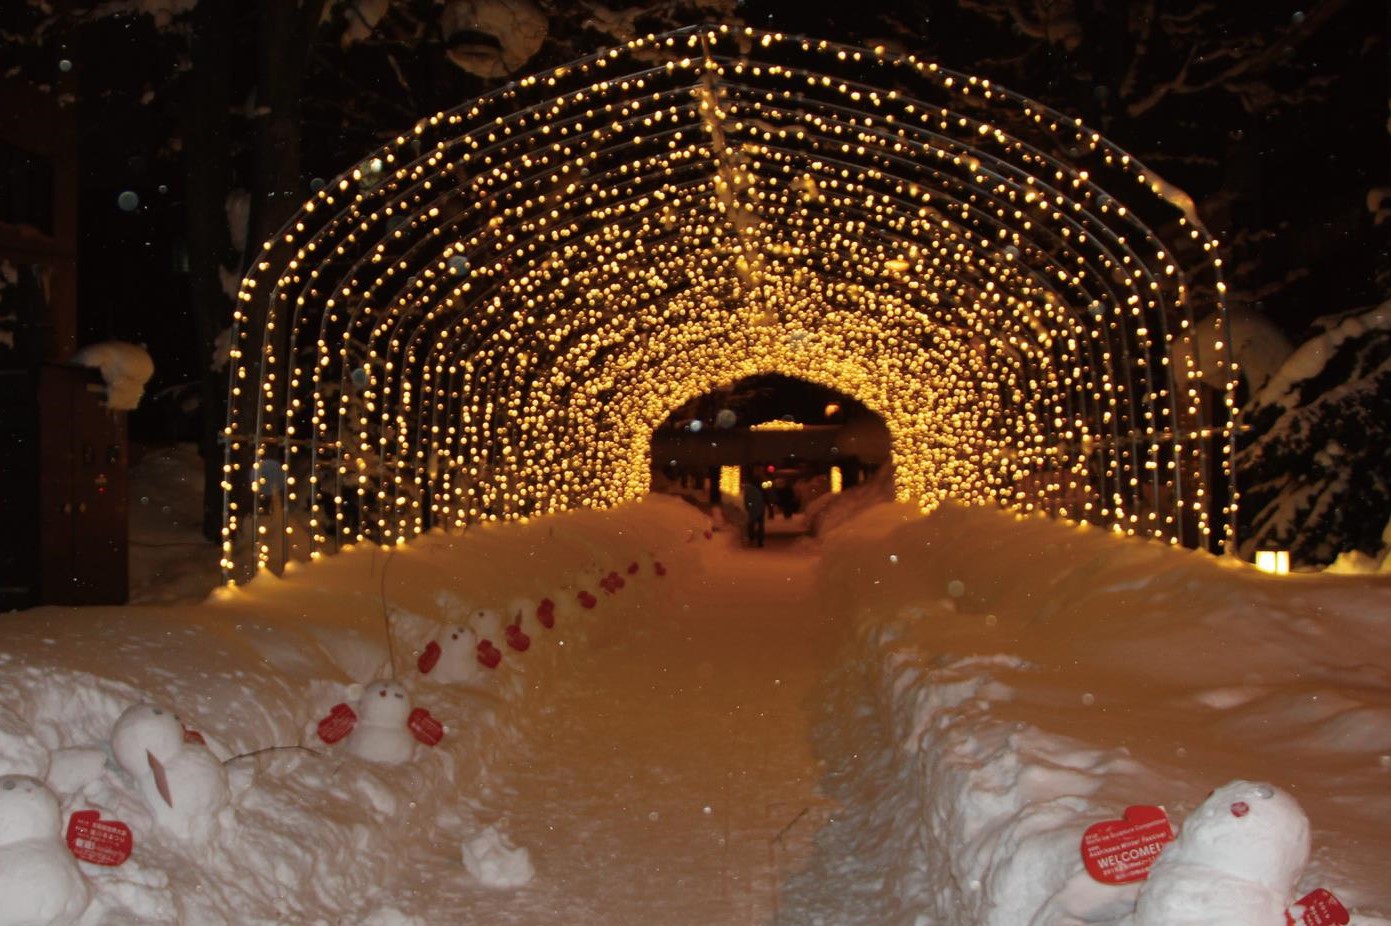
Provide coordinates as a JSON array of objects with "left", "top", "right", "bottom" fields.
[{"left": 14, "top": 0, "right": 1384, "bottom": 437}]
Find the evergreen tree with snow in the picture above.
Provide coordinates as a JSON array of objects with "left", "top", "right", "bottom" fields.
[{"left": 1236, "top": 301, "right": 1391, "bottom": 567}]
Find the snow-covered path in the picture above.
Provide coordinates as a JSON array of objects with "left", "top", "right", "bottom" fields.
[
  {"left": 6, "top": 493, "right": 1391, "bottom": 925},
  {"left": 440, "top": 535, "right": 838, "bottom": 924}
]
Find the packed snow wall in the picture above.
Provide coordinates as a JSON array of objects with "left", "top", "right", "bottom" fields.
[{"left": 222, "top": 25, "right": 1236, "bottom": 581}]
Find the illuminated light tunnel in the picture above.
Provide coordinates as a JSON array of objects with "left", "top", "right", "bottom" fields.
[{"left": 221, "top": 25, "right": 1237, "bottom": 582}]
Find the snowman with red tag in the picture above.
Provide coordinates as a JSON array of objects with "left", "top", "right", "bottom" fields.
[
  {"left": 0, "top": 775, "right": 90, "bottom": 926},
  {"left": 418, "top": 624, "right": 487, "bottom": 684},
  {"left": 599, "top": 569, "right": 624, "bottom": 595},
  {"left": 469, "top": 608, "right": 509, "bottom": 669},
  {"left": 533, "top": 596, "right": 558, "bottom": 631},
  {"left": 570, "top": 571, "right": 601, "bottom": 611},
  {"left": 1124, "top": 780, "right": 1310, "bottom": 926},
  {"left": 316, "top": 680, "right": 444, "bottom": 764},
  {"left": 546, "top": 574, "right": 585, "bottom": 621},
  {"left": 503, "top": 597, "right": 541, "bottom": 652},
  {"left": 110, "top": 703, "right": 229, "bottom": 843}
]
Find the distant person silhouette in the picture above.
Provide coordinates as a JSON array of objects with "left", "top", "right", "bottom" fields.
[
  {"left": 776, "top": 482, "right": 797, "bottom": 520},
  {"left": 742, "top": 480, "right": 767, "bottom": 548}
]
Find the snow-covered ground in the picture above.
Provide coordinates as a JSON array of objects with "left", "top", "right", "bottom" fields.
[{"left": 2, "top": 455, "right": 1391, "bottom": 924}]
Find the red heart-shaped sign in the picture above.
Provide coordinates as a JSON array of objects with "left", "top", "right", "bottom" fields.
[
  {"left": 505, "top": 624, "right": 531, "bottom": 652},
  {"left": 654, "top": 561, "right": 666, "bottom": 576},
  {"left": 317, "top": 702, "right": 358, "bottom": 744},
  {"left": 418, "top": 640, "right": 442, "bottom": 674},
  {"left": 67, "top": 810, "right": 133, "bottom": 866},
  {"left": 627, "top": 561, "right": 639, "bottom": 574},
  {"left": 536, "top": 599, "right": 555, "bottom": 629},
  {"left": 477, "top": 640, "right": 502, "bottom": 669},
  {"left": 1287, "top": 889, "right": 1351, "bottom": 926},
  {"left": 1080, "top": 805, "right": 1174, "bottom": 884},
  {"left": 407, "top": 707, "right": 445, "bottom": 746},
  {"left": 182, "top": 726, "right": 206, "bottom": 746},
  {"left": 578, "top": 590, "right": 597, "bottom": 609}
]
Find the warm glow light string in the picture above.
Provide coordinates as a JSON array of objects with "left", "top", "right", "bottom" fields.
[{"left": 222, "top": 25, "right": 1235, "bottom": 582}]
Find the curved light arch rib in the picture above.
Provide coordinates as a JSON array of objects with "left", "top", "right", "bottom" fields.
[{"left": 222, "top": 25, "right": 1236, "bottom": 582}]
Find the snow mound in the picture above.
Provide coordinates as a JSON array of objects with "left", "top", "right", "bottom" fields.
[
  {"left": 0, "top": 495, "right": 708, "bottom": 923},
  {"left": 69, "top": 340, "right": 155, "bottom": 410},
  {"left": 461, "top": 824, "right": 535, "bottom": 888},
  {"left": 781, "top": 500, "right": 1391, "bottom": 925},
  {"left": 4, "top": 491, "right": 1391, "bottom": 923}
]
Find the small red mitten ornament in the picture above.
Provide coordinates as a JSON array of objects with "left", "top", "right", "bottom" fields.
[{"left": 317, "top": 703, "right": 358, "bottom": 744}]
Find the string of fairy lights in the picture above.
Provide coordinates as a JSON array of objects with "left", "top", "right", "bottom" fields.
[{"left": 221, "top": 25, "right": 1236, "bottom": 582}]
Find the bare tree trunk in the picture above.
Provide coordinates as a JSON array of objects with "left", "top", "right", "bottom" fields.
[
  {"left": 183, "top": 0, "right": 237, "bottom": 541},
  {"left": 247, "top": 0, "right": 327, "bottom": 258}
]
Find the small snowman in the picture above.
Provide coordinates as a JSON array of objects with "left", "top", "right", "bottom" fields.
[
  {"left": 532, "top": 595, "right": 558, "bottom": 631},
  {"left": 503, "top": 597, "right": 541, "bottom": 652},
  {"left": 566, "top": 571, "right": 600, "bottom": 613},
  {"left": 648, "top": 552, "right": 667, "bottom": 577},
  {"left": 598, "top": 567, "right": 625, "bottom": 595},
  {"left": 316, "top": 681, "right": 443, "bottom": 764},
  {"left": 1126, "top": 780, "right": 1310, "bottom": 926},
  {"left": 0, "top": 775, "right": 90, "bottom": 926},
  {"left": 470, "top": 608, "right": 508, "bottom": 667},
  {"left": 110, "top": 703, "right": 228, "bottom": 843},
  {"left": 537, "top": 573, "right": 593, "bottom": 631},
  {"left": 418, "top": 625, "right": 487, "bottom": 684}
]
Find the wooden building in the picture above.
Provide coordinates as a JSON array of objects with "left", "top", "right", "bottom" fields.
[{"left": 1, "top": 70, "right": 129, "bottom": 609}]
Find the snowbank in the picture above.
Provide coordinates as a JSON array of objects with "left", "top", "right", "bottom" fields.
[
  {"left": 4, "top": 488, "right": 1391, "bottom": 924},
  {"left": 783, "top": 501, "right": 1391, "bottom": 924},
  {"left": 0, "top": 497, "right": 710, "bottom": 924}
]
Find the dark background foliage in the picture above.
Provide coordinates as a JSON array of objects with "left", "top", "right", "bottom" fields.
[{"left": 3, "top": 0, "right": 1388, "bottom": 556}]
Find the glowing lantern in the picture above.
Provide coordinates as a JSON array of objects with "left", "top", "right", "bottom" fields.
[
  {"left": 1254, "top": 549, "right": 1290, "bottom": 575},
  {"left": 720, "top": 466, "right": 742, "bottom": 498}
]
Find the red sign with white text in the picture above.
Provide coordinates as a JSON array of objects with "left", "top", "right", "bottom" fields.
[
  {"left": 66, "top": 811, "right": 133, "bottom": 866},
  {"left": 1081, "top": 806, "right": 1174, "bottom": 884},
  {"left": 1287, "top": 889, "right": 1350, "bottom": 926}
]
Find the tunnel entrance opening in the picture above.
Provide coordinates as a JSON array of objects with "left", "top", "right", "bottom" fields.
[{"left": 648, "top": 374, "right": 892, "bottom": 527}]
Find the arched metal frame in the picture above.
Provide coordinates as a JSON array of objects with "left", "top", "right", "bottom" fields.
[{"left": 222, "top": 25, "right": 1237, "bottom": 581}]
